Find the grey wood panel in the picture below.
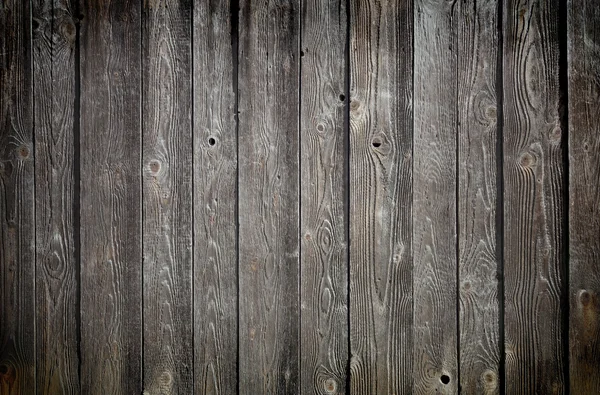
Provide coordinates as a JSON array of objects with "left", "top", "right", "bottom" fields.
[
  {"left": 300, "top": 0, "right": 348, "bottom": 393},
  {"left": 238, "top": 0, "right": 300, "bottom": 393},
  {"left": 142, "top": 1, "right": 193, "bottom": 393},
  {"left": 349, "top": 0, "right": 413, "bottom": 393},
  {"left": 0, "top": 0, "right": 35, "bottom": 393},
  {"left": 503, "top": 0, "right": 566, "bottom": 392},
  {"left": 32, "top": 0, "right": 79, "bottom": 393},
  {"left": 413, "top": 0, "right": 458, "bottom": 393},
  {"left": 456, "top": 0, "right": 500, "bottom": 393},
  {"left": 79, "top": 1, "right": 142, "bottom": 393},
  {"left": 192, "top": 1, "right": 238, "bottom": 394},
  {"left": 568, "top": 1, "right": 600, "bottom": 393}
]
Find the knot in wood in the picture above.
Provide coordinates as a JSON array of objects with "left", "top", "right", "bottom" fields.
[
  {"left": 519, "top": 152, "right": 536, "bottom": 167},
  {"left": 324, "top": 378, "right": 337, "bottom": 393},
  {"left": 17, "top": 145, "right": 30, "bottom": 159},
  {"left": 579, "top": 290, "right": 591, "bottom": 306}
]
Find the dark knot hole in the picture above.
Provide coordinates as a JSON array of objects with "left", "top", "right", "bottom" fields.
[
  {"left": 440, "top": 375, "right": 450, "bottom": 385},
  {"left": 208, "top": 137, "right": 216, "bottom": 146}
]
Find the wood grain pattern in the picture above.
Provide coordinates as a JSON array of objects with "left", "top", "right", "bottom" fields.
[
  {"left": 238, "top": 1, "right": 300, "bottom": 393},
  {"left": 32, "top": 0, "right": 79, "bottom": 393},
  {"left": 413, "top": 0, "right": 457, "bottom": 393},
  {"left": 503, "top": 0, "right": 566, "bottom": 393},
  {"left": 142, "top": 0, "right": 193, "bottom": 393},
  {"left": 79, "top": 1, "right": 142, "bottom": 393},
  {"left": 568, "top": 1, "right": 600, "bottom": 393},
  {"left": 300, "top": 0, "right": 347, "bottom": 393},
  {"left": 0, "top": 0, "right": 35, "bottom": 393},
  {"left": 456, "top": 0, "right": 500, "bottom": 393},
  {"left": 192, "top": 1, "right": 238, "bottom": 394},
  {"left": 349, "top": 0, "right": 413, "bottom": 393}
]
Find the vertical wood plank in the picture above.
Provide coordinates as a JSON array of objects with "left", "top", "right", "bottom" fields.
[
  {"left": 193, "top": 1, "right": 238, "bottom": 394},
  {"left": 456, "top": 0, "right": 500, "bottom": 393},
  {"left": 349, "top": 1, "right": 413, "bottom": 393},
  {"left": 142, "top": 0, "right": 193, "bottom": 393},
  {"left": 413, "top": 0, "right": 457, "bottom": 393},
  {"left": 238, "top": 0, "right": 300, "bottom": 393},
  {"left": 300, "top": 0, "right": 348, "bottom": 393},
  {"left": 568, "top": 1, "right": 600, "bottom": 393},
  {"left": 79, "top": 1, "right": 142, "bottom": 393},
  {"left": 503, "top": 0, "right": 566, "bottom": 392},
  {"left": 32, "top": 0, "right": 79, "bottom": 393},
  {"left": 0, "top": 0, "right": 35, "bottom": 393}
]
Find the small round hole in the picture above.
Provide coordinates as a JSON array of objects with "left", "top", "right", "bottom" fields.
[
  {"left": 208, "top": 137, "right": 216, "bottom": 146},
  {"left": 300, "top": 50, "right": 305, "bottom": 57},
  {"left": 440, "top": 375, "right": 450, "bottom": 385},
  {"left": 339, "top": 94, "right": 345, "bottom": 102},
  {"left": 372, "top": 140, "right": 381, "bottom": 148}
]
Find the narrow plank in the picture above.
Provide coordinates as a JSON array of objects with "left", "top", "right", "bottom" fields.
[
  {"left": 142, "top": 1, "right": 193, "bottom": 393},
  {"left": 32, "top": 0, "right": 79, "bottom": 393},
  {"left": 192, "top": 1, "right": 238, "bottom": 394},
  {"left": 0, "top": 0, "right": 35, "bottom": 393},
  {"left": 568, "top": 1, "right": 600, "bottom": 393},
  {"left": 238, "top": 0, "right": 300, "bottom": 393},
  {"left": 349, "top": 0, "right": 413, "bottom": 393},
  {"left": 300, "top": 0, "right": 348, "bottom": 393},
  {"left": 79, "top": 1, "right": 142, "bottom": 393},
  {"left": 412, "top": 0, "right": 458, "bottom": 393},
  {"left": 503, "top": 0, "right": 566, "bottom": 392},
  {"left": 456, "top": 0, "right": 500, "bottom": 393}
]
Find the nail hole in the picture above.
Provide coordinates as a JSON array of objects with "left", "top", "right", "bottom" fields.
[
  {"left": 300, "top": 50, "right": 305, "bottom": 57},
  {"left": 339, "top": 94, "right": 345, "bottom": 101},
  {"left": 208, "top": 137, "right": 216, "bottom": 146},
  {"left": 440, "top": 375, "right": 450, "bottom": 385},
  {"left": 372, "top": 139, "right": 382, "bottom": 148},
  {"left": 32, "top": 19, "right": 40, "bottom": 30}
]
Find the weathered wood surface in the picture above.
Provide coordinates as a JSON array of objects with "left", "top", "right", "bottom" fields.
[
  {"left": 413, "top": 0, "right": 458, "bottom": 393},
  {"left": 238, "top": 1, "right": 300, "bottom": 393},
  {"left": 142, "top": 0, "right": 193, "bottom": 393},
  {"left": 79, "top": 0, "right": 142, "bottom": 393},
  {"left": 349, "top": 0, "right": 413, "bottom": 394},
  {"left": 568, "top": 1, "right": 600, "bottom": 393},
  {"left": 456, "top": 0, "right": 501, "bottom": 393},
  {"left": 193, "top": 1, "right": 238, "bottom": 394},
  {"left": 32, "top": 0, "right": 79, "bottom": 393},
  {"left": 300, "top": 0, "right": 348, "bottom": 394},
  {"left": 0, "top": 0, "right": 35, "bottom": 393},
  {"left": 503, "top": 0, "right": 567, "bottom": 393}
]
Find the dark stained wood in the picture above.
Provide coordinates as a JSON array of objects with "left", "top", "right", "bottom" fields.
[
  {"left": 79, "top": 1, "right": 142, "bottom": 393},
  {"left": 568, "top": 1, "right": 600, "bottom": 393},
  {"left": 503, "top": 0, "right": 566, "bottom": 393},
  {"left": 456, "top": 0, "right": 500, "bottom": 393},
  {"left": 142, "top": 0, "right": 193, "bottom": 393},
  {"left": 192, "top": 1, "right": 238, "bottom": 394},
  {"left": 300, "top": 0, "right": 348, "bottom": 393},
  {"left": 0, "top": 0, "right": 35, "bottom": 393},
  {"left": 32, "top": 0, "right": 79, "bottom": 393},
  {"left": 238, "top": 0, "right": 300, "bottom": 393},
  {"left": 349, "top": 0, "right": 413, "bottom": 393},
  {"left": 412, "top": 0, "right": 457, "bottom": 393}
]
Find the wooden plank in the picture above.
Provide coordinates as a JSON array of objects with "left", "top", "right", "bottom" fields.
[
  {"left": 141, "top": 1, "right": 193, "bottom": 393},
  {"left": 568, "top": 1, "right": 600, "bottom": 393},
  {"left": 456, "top": 1, "right": 500, "bottom": 393},
  {"left": 32, "top": 0, "right": 79, "bottom": 393},
  {"left": 349, "top": 1, "right": 413, "bottom": 393},
  {"left": 238, "top": 1, "right": 300, "bottom": 393},
  {"left": 79, "top": 1, "right": 142, "bottom": 393},
  {"left": 503, "top": 0, "right": 566, "bottom": 392},
  {"left": 412, "top": 0, "right": 458, "bottom": 393},
  {"left": 300, "top": 0, "right": 348, "bottom": 393},
  {"left": 192, "top": 1, "right": 238, "bottom": 394},
  {"left": 0, "top": 0, "right": 35, "bottom": 393}
]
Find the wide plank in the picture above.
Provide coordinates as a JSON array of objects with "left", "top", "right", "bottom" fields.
[
  {"left": 503, "top": 0, "right": 566, "bottom": 392},
  {"left": 349, "top": 1, "right": 413, "bottom": 393},
  {"left": 238, "top": 0, "right": 300, "bottom": 393},
  {"left": 79, "top": 1, "right": 142, "bottom": 393}
]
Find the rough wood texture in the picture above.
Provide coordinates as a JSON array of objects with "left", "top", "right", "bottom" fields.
[
  {"left": 32, "top": 0, "right": 79, "bottom": 393},
  {"left": 300, "top": 0, "right": 348, "bottom": 394},
  {"left": 238, "top": 1, "right": 300, "bottom": 393},
  {"left": 349, "top": 0, "right": 413, "bottom": 393},
  {"left": 0, "top": 0, "right": 35, "bottom": 393},
  {"left": 413, "top": 0, "right": 458, "bottom": 393},
  {"left": 503, "top": 0, "right": 566, "bottom": 393},
  {"left": 193, "top": 1, "right": 238, "bottom": 394},
  {"left": 79, "top": 1, "right": 142, "bottom": 393},
  {"left": 142, "top": 1, "right": 193, "bottom": 393},
  {"left": 456, "top": 1, "right": 500, "bottom": 393},
  {"left": 568, "top": 1, "right": 600, "bottom": 393}
]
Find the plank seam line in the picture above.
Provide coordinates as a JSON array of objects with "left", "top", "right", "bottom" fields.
[
  {"left": 344, "top": 0, "right": 351, "bottom": 393},
  {"left": 454, "top": 3, "right": 460, "bottom": 391},
  {"left": 139, "top": 0, "right": 144, "bottom": 388},
  {"left": 190, "top": 0, "right": 195, "bottom": 392},
  {"left": 298, "top": 0, "right": 302, "bottom": 389},
  {"left": 30, "top": 0, "right": 38, "bottom": 391}
]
